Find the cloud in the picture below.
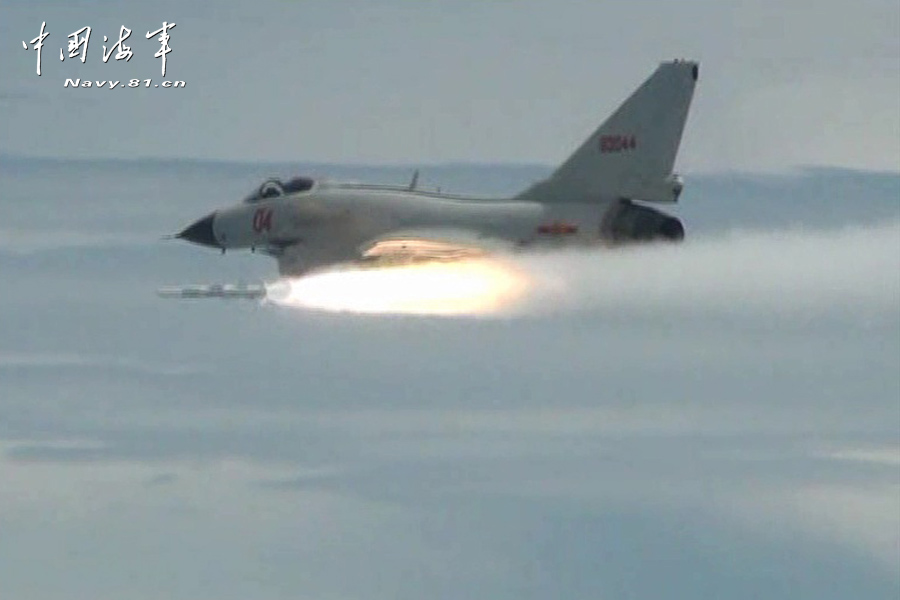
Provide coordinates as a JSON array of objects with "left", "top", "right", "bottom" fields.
[{"left": 0, "top": 165, "right": 897, "bottom": 599}]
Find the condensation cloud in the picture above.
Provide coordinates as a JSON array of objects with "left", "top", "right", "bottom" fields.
[
  {"left": 266, "top": 222, "right": 900, "bottom": 320},
  {"left": 514, "top": 221, "right": 900, "bottom": 318}
]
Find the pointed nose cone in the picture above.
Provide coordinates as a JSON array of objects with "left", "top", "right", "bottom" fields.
[{"left": 177, "top": 212, "right": 219, "bottom": 248}]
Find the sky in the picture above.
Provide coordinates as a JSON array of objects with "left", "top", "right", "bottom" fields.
[{"left": 1, "top": 0, "right": 899, "bottom": 171}]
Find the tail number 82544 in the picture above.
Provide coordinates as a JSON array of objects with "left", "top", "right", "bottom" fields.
[{"left": 599, "top": 134, "right": 637, "bottom": 153}]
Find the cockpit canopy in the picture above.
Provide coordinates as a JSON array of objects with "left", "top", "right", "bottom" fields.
[{"left": 243, "top": 176, "right": 315, "bottom": 203}]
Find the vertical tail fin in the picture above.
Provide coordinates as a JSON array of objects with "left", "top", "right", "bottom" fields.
[{"left": 518, "top": 60, "right": 698, "bottom": 204}]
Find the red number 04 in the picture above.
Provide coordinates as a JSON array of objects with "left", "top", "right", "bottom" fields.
[{"left": 252, "top": 207, "right": 273, "bottom": 233}]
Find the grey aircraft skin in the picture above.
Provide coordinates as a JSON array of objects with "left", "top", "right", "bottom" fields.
[{"left": 174, "top": 60, "right": 698, "bottom": 278}]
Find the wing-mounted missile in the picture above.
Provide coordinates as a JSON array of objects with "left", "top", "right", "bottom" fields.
[{"left": 157, "top": 283, "right": 267, "bottom": 300}]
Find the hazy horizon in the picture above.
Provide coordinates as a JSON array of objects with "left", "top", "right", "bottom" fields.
[
  {"left": 4, "top": 151, "right": 899, "bottom": 176},
  {"left": 2, "top": 1, "right": 898, "bottom": 171}
]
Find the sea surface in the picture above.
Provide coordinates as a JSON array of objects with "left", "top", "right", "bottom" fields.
[{"left": 1, "top": 156, "right": 898, "bottom": 600}]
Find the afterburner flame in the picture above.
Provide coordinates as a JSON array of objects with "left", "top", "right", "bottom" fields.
[{"left": 267, "top": 259, "right": 530, "bottom": 316}]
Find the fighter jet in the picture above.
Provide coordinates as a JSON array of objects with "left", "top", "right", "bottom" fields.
[{"left": 173, "top": 60, "right": 698, "bottom": 279}]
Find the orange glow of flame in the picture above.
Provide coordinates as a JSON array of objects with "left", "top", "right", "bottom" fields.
[{"left": 267, "top": 259, "right": 530, "bottom": 316}]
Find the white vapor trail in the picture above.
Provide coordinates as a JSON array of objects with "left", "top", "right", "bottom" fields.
[
  {"left": 266, "top": 221, "right": 899, "bottom": 318},
  {"left": 512, "top": 221, "right": 900, "bottom": 318}
]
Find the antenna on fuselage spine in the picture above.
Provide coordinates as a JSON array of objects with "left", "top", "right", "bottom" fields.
[{"left": 408, "top": 169, "right": 419, "bottom": 191}]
